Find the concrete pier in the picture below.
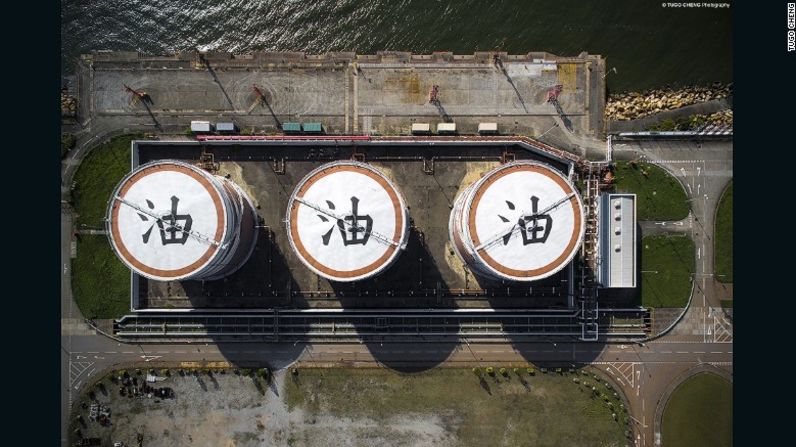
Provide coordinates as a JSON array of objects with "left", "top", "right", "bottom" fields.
[{"left": 77, "top": 51, "right": 606, "bottom": 139}]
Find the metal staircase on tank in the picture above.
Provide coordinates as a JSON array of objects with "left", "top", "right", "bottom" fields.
[{"left": 580, "top": 165, "right": 601, "bottom": 271}]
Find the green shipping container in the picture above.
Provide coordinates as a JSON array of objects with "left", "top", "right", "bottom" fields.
[
  {"left": 302, "top": 122, "right": 323, "bottom": 133},
  {"left": 282, "top": 122, "right": 301, "bottom": 132}
]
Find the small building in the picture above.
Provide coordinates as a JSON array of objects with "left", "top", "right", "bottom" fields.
[
  {"left": 437, "top": 122, "right": 456, "bottom": 134},
  {"left": 596, "top": 193, "right": 637, "bottom": 288},
  {"left": 215, "top": 122, "right": 237, "bottom": 133},
  {"left": 411, "top": 123, "right": 431, "bottom": 134},
  {"left": 190, "top": 121, "right": 213, "bottom": 133},
  {"left": 282, "top": 122, "right": 302, "bottom": 133},
  {"left": 478, "top": 122, "right": 498, "bottom": 134}
]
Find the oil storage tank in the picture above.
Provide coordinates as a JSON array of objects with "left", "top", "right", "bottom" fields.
[
  {"left": 106, "top": 160, "right": 258, "bottom": 282},
  {"left": 449, "top": 161, "right": 584, "bottom": 282},
  {"left": 286, "top": 161, "right": 409, "bottom": 282}
]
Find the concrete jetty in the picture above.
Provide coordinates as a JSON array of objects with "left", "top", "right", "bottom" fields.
[{"left": 76, "top": 51, "right": 606, "bottom": 139}]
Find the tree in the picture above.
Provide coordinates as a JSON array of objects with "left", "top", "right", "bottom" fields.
[
  {"left": 485, "top": 366, "right": 495, "bottom": 376},
  {"left": 472, "top": 367, "right": 481, "bottom": 376},
  {"left": 499, "top": 367, "right": 508, "bottom": 377},
  {"left": 61, "top": 133, "right": 76, "bottom": 159}
]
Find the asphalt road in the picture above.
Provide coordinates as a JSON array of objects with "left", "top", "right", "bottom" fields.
[{"left": 612, "top": 138, "right": 733, "bottom": 445}]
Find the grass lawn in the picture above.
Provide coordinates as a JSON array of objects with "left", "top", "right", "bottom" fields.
[
  {"left": 714, "top": 182, "right": 732, "bottom": 282},
  {"left": 286, "top": 368, "right": 628, "bottom": 447},
  {"left": 641, "top": 234, "right": 695, "bottom": 308},
  {"left": 663, "top": 372, "right": 732, "bottom": 447},
  {"left": 72, "top": 235, "right": 130, "bottom": 319},
  {"left": 614, "top": 161, "right": 689, "bottom": 221},
  {"left": 71, "top": 134, "right": 139, "bottom": 319},
  {"left": 72, "top": 134, "right": 137, "bottom": 226}
]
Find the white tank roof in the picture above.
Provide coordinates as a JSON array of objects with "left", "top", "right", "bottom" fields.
[
  {"left": 107, "top": 160, "right": 256, "bottom": 282},
  {"left": 450, "top": 161, "right": 584, "bottom": 282},
  {"left": 286, "top": 161, "right": 409, "bottom": 282}
]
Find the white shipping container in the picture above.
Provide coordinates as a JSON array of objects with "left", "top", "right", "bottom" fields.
[
  {"left": 411, "top": 123, "right": 431, "bottom": 133},
  {"left": 478, "top": 122, "right": 498, "bottom": 133},
  {"left": 190, "top": 121, "right": 212, "bottom": 132},
  {"left": 437, "top": 122, "right": 456, "bottom": 133}
]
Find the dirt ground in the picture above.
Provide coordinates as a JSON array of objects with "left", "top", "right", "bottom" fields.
[
  {"left": 72, "top": 371, "right": 456, "bottom": 447},
  {"left": 71, "top": 367, "right": 627, "bottom": 447}
]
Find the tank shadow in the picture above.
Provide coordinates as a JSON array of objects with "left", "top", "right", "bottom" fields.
[
  {"left": 501, "top": 260, "right": 608, "bottom": 368},
  {"left": 330, "top": 227, "right": 459, "bottom": 372},
  {"left": 139, "top": 227, "right": 300, "bottom": 310},
  {"left": 134, "top": 226, "right": 307, "bottom": 371}
]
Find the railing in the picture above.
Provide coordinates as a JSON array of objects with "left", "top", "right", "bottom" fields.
[{"left": 114, "top": 308, "right": 646, "bottom": 341}]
